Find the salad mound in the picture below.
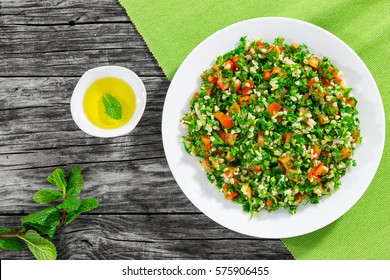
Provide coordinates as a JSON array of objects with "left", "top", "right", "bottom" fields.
[{"left": 181, "top": 37, "right": 361, "bottom": 216}]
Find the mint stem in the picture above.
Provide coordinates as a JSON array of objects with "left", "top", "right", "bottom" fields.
[
  {"left": 0, "top": 210, "right": 67, "bottom": 239},
  {"left": 57, "top": 210, "right": 67, "bottom": 230},
  {"left": 0, "top": 232, "right": 22, "bottom": 238}
]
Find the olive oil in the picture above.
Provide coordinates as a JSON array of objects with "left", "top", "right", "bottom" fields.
[{"left": 83, "top": 77, "right": 136, "bottom": 129}]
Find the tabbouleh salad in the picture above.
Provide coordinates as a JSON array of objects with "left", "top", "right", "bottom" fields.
[{"left": 181, "top": 37, "right": 361, "bottom": 216}]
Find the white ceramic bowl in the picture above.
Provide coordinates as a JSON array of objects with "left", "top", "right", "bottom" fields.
[{"left": 71, "top": 66, "right": 146, "bottom": 138}]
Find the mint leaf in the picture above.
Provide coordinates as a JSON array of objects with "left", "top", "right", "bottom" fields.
[
  {"left": 22, "top": 207, "right": 61, "bottom": 238},
  {"left": 57, "top": 197, "right": 81, "bottom": 212},
  {"left": 18, "top": 230, "right": 57, "bottom": 260},
  {"left": 65, "top": 198, "right": 99, "bottom": 225},
  {"left": 102, "top": 93, "right": 122, "bottom": 120},
  {"left": 47, "top": 168, "right": 67, "bottom": 193},
  {"left": 33, "top": 189, "right": 62, "bottom": 204},
  {"left": 0, "top": 228, "right": 24, "bottom": 250},
  {"left": 67, "top": 166, "right": 84, "bottom": 198}
]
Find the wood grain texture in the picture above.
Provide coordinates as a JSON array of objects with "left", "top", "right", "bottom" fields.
[
  {"left": 1, "top": 0, "right": 127, "bottom": 25},
  {"left": 0, "top": 0, "right": 293, "bottom": 259},
  {"left": 0, "top": 215, "right": 293, "bottom": 260}
]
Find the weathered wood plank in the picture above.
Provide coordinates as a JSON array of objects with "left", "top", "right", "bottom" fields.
[
  {"left": 0, "top": 77, "right": 168, "bottom": 168},
  {"left": 0, "top": 158, "right": 198, "bottom": 214},
  {"left": 0, "top": 75, "right": 192, "bottom": 214},
  {"left": 1, "top": 0, "right": 128, "bottom": 25},
  {"left": 0, "top": 215, "right": 293, "bottom": 260},
  {"left": 0, "top": 2, "right": 163, "bottom": 77},
  {"left": 0, "top": 48, "right": 163, "bottom": 77},
  {"left": 0, "top": 77, "right": 166, "bottom": 132},
  {"left": 0, "top": 24, "right": 146, "bottom": 54}
]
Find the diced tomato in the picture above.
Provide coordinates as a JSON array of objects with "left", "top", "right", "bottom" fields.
[
  {"left": 279, "top": 155, "right": 294, "bottom": 170},
  {"left": 256, "top": 41, "right": 265, "bottom": 49},
  {"left": 229, "top": 102, "right": 240, "bottom": 113},
  {"left": 245, "top": 80, "right": 255, "bottom": 87},
  {"left": 346, "top": 98, "right": 356, "bottom": 107},
  {"left": 312, "top": 146, "right": 321, "bottom": 160},
  {"left": 224, "top": 133, "right": 236, "bottom": 146},
  {"left": 223, "top": 61, "right": 233, "bottom": 70},
  {"left": 334, "top": 77, "right": 343, "bottom": 83},
  {"left": 214, "top": 112, "right": 234, "bottom": 129},
  {"left": 266, "top": 198, "right": 273, "bottom": 209},
  {"left": 322, "top": 77, "right": 332, "bottom": 87},
  {"left": 213, "top": 65, "right": 219, "bottom": 71},
  {"left": 238, "top": 96, "right": 252, "bottom": 106},
  {"left": 223, "top": 166, "right": 237, "bottom": 176},
  {"left": 223, "top": 183, "right": 238, "bottom": 201},
  {"left": 232, "top": 79, "right": 241, "bottom": 93},
  {"left": 327, "top": 66, "right": 334, "bottom": 73},
  {"left": 278, "top": 45, "right": 283, "bottom": 52},
  {"left": 241, "top": 80, "right": 254, "bottom": 96},
  {"left": 267, "top": 102, "right": 282, "bottom": 116},
  {"left": 249, "top": 165, "right": 262, "bottom": 173},
  {"left": 339, "top": 148, "right": 351, "bottom": 160},
  {"left": 314, "top": 162, "right": 328, "bottom": 176},
  {"left": 308, "top": 57, "right": 320, "bottom": 69},
  {"left": 308, "top": 169, "right": 321, "bottom": 183},
  {"left": 218, "top": 130, "right": 225, "bottom": 140},
  {"left": 231, "top": 56, "right": 240, "bottom": 69},
  {"left": 352, "top": 131, "right": 360, "bottom": 142},
  {"left": 286, "top": 169, "right": 299, "bottom": 182},
  {"left": 193, "top": 93, "right": 199, "bottom": 99},
  {"left": 245, "top": 186, "right": 253, "bottom": 199},
  {"left": 268, "top": 45, "right": 281, "bottom": 53},
  {"left": 318, "top": 114, "right": 330, "bottom": 124},
  {"left": 332, "top": 71, "right": 339, "bottom": 78},
  {"left": 272, "top": 66, "right": 282, "bottom": 75},
  {"left": 307, "top": 78, "right": 316, "bottom": 89},
  {"left": 257, "top": 131, "right": 265, "bottom": 147},
  {"left": 295, "top": 192, "right": 304, "bottom": 204},
  {"left": 226, "top": 190, "right": 238, "bottom": 200},
  {"left": 262, "top": 70, "right": 272, "bottom": 81},
  {"left": 291, "top": 42, "right": 299, "bottom": 50},
  {"left": 225, "top": 151, "right": 235, "bottom": 162},
  {"left": 201, "top": 136, "right": 211, "bottom": 151},
  {"left": 217, "top": 78, "right": 229, "bottom": 91},
  {"left": 282, "top": 132, "right": 293, "bottom": 143},
  {"left": 223, "top": 183, "right": 228, "bottom": 191},
  {"left": 208, "top": 75, "right": 218, "bottom": 83},
  {"left": 206, "top": 88, "right": 213, "bottom": 96}
]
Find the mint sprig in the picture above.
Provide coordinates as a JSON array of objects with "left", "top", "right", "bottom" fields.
[
  {"left": 102, "top": 93, "right": 122, "bottom": 120},
  {"left": 18, "top": 230, "right": 57, "bottom": 260},
  {"left": 0, "top": 167, "right": 99, "bottom": 260}
]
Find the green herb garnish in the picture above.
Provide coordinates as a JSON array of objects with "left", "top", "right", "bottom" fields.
[
  {"left": 102, "top": 93, "right": 122, "bottom": 120},
  {"left": 0, "top": 167, "right": 99, "bottom": 260}
]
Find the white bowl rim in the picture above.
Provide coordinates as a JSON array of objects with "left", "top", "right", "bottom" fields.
[{"left": 70, "top": 65, "right": 147, "bottom": 138}]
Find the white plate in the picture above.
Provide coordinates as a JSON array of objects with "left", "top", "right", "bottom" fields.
[{"left": 162, "top": 17, "right": 385, "bottom": 238}]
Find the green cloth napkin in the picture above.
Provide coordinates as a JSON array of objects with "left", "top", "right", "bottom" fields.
[{"left": 118, "top": 0, "right": 390, "bottom": 259}]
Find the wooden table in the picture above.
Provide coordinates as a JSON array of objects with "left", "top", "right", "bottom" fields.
[{"left": 0, "top": 0, "right": 293, "bottom": 259}]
